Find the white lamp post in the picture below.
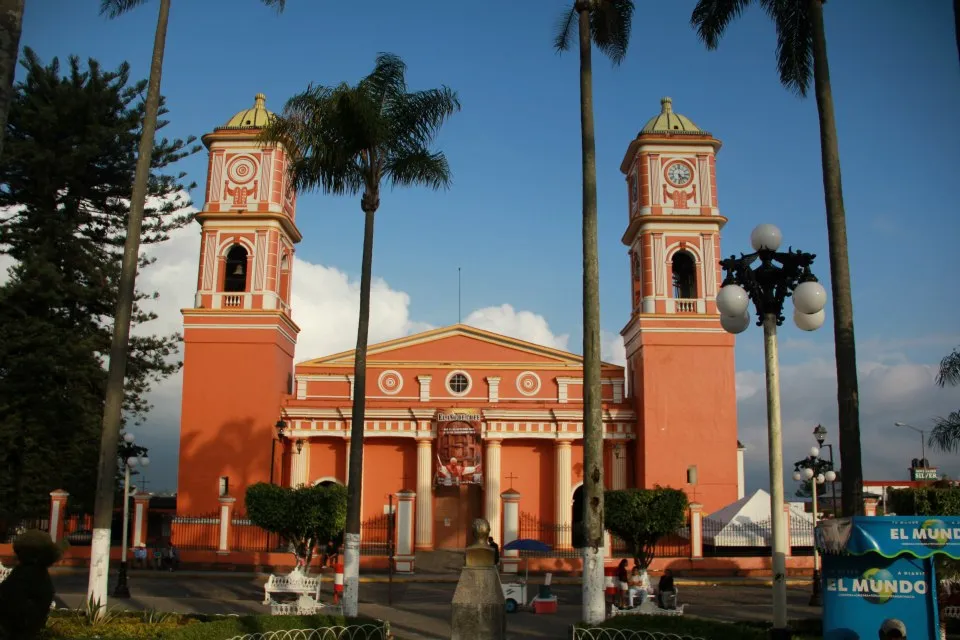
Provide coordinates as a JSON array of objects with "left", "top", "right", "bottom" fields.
[
  {"left": 113, "top": 432, "right": 149, "bottom": 598},
  {"left": 794, "top": 448, "right": 837, "bottom": 607},
  {"left": 717, "top": 224, "right": 827, "bottom": 639}
]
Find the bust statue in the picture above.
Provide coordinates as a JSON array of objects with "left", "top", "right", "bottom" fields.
[{"left": 464, "top": 518, "right": 495, "bottom": 568}]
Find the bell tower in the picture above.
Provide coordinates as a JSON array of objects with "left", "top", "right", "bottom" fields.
[
  {"left": 177, "top": 94, "right": 302, "bottom": 514},
  {"left": 620, "top": 97, "right": 738, "bottom": 512}
]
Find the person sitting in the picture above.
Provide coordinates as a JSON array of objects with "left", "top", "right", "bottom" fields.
[
  {"left": 616, "top": 559, "right": 629, "bottom": 608},
  {"left": 133, "top": 545, "right": 147, "bottom": 569},
  {"left": 657, "top": 568, "right": 677, "bottom": 609},
  {"left": 320, "top": 540, "right": 335, "bottom": 568},
  {"left": 627, "top": 564, "right": 651, "bottom": 607},
  {"left": 488, "top": 537, "right": 500, "bottom": 569}
]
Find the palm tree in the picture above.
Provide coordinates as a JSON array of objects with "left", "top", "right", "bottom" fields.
[
  {"left": 260, "top": 52, "right": 459, "bottom": 617},
  {"left": 87, "top": 0, "right": 285, "bottom": 614},
  {"left": 0, "top": 0, "right": 26, "bottom": 160},
  {"left": 929, "top": 347, "right": 960, "bottom": 454},
  {"left": 553, "top": 0, "right": 633, "bottom": 624},
  {"left": 691, "top": 0, "right": 863, "bottom": 518}
]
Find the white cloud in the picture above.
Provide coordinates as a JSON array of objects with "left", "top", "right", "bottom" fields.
[{"left": 463, "top": 304, "right": 569, "bottom": 351}]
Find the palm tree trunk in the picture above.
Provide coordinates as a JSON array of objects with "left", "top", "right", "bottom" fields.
[
  {"left": 954, "top": 0, "right": 960, "bottom": 70},
  {"left": 0, "top": 0, "right": 24, "bottom": 161},
  {"left": 86, "top": 0, "right": 170, "bottom": 614},
  {"left": 809, "top": 0, "right": 862, "bottom": 517},
  {"left": 576, "top": 5, "right": 606, "bottom": 626},
  {"left": 342, "top": 195, "right": 377, "bottom": 618}
]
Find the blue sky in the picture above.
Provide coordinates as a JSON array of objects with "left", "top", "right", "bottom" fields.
[{"left": 18, "top": 1, "right": 960, "bottom": 496}]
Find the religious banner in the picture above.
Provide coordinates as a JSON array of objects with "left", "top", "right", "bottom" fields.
[{"left": 435, "top": 408, "right": 483, "bottom": 486}]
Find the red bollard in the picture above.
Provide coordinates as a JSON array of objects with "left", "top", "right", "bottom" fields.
[
  {"left": 604, "top": 565, "right": 616, "bottom": 602},
  {"left": 333, "top": 561, "right": 344, "bottom": 603}
]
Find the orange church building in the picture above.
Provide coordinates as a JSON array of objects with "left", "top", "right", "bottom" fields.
[{"left": 175, "top": 94, "right": 741, "bottom": 553}]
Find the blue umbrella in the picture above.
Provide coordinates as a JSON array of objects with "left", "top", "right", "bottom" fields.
[
  {"left": 502, "top": 538, "right": 552, "bottom": 583},
  {"left": 503, "top": 538, "right": 552, "bottom": 553}
]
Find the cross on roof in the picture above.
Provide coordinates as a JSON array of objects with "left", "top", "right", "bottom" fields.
[
  {"left": 505, "top": 472, "right": 518, "bottom": 489},
  {"left": 139, "top": 476, "right": 151, "bottom": 494}
]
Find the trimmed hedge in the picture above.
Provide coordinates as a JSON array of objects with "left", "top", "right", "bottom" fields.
[
  {"left": 888, "top": 486, "right": 960, "bottom": 517},
  {"left": 39, "top": 612, "right": 382, "bottom": 640},
  {"left": 582, "top": 614, "right": 822, "bottom": 640}
]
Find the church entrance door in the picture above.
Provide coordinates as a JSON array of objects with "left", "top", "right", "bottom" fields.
[{"left": 433, "top": 483, "right": 482, "bottom": 549}]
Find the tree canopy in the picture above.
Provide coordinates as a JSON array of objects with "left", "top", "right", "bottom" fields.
[
  {"left": 0, "top": 49, "right": 196, "bottom": 516},
  {"left": 604, "top": 487, "right": 688, "bottom": 569},
  {"left": 245, "top": 482, "right": 348, "bottom": 571}
]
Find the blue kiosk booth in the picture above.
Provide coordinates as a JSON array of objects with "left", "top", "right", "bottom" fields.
[{"left": 817, "top": 515, "right": 960, "bottom": 639}]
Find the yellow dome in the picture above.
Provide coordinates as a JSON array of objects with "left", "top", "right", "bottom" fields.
[
  {"left": 640, "top": 97, "right": 708, "bottom": 135},
  {"left": 220, "top": 93, "right": 274, "bottom": 130}
]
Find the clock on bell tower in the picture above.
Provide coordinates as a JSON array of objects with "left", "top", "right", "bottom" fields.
[{"left": 620, "top": 97, "right": 738, "bottom": 513}]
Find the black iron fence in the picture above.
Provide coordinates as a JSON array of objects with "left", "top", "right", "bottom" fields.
[
  {"left": 360, "top": 513, "right": 394, "bottom": 557},
  {"left": 610, "top": 527, "right": 691, "bottom": 559}
]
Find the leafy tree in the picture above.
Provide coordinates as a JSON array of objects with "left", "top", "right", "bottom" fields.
[
  {"left": 89, "top": 0, "right": 285, "bottom": 611},
  {"left": 245, "top": 482, "right": 348, "bottom": 572},
  {"left": 692, "top": 0, "right": 863, "bottom": 519},
  {"left": 0, "top": 0, "right": 24, "bottom": 161},
  {"left": 604, "top": 488, "right": 688, "bottom": 570},
  {"left": 0, "top": 50, "right": 194, "bottom": 519},
  {"left": 928, "top": 347, "right": 960, "bottom": 454},
  {"left": 260, "top": 52, "right": 459, "bottom": 617},
  {"left": 553, "top": 0, "right": 634, "bottom": 623}
]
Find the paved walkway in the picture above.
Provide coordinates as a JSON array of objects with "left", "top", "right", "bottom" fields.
[{"left": 51, "top": 571, "right": 820, "bottom": 639}]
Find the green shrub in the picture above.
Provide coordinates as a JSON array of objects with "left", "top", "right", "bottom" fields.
[
  {"left": 887, "top": 486, "right": 960, "bottom": 516},
  {"left": 0, "top": 529, "right": 65, "bottom": 639}
]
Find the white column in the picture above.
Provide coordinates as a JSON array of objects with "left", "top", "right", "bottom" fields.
[
  {"left": 133, "top": 500, "right": 146, "bottom": 548},
  {"left": 343, "top": 437, "right": 351, "bottom": 485},
  {"left": 394, "top": 490, "right": 416, "bottom": 573},
  {"left": 486, "top": 377, "right": 501, "bottom": 403},
  {"left": 218, "top": 496, "right": 235, "bottom": 554},
  {"left": 415, "top": 438, "right": 434, "bottom": 550},
  {"left": 737, "top": 443, "right": 746, "bottom": 500},
  {"left": 484, "top": 438, "right": 503, "bottom": 544},
  {"left": 291, "top": 441, "right": 309, "bottom": 487},
  {"left": 501, "top": 489, "right": 521, "bottom": 574},
  {"left": 610, "top": 442, "right": 628, "bottom": 490},
  {"left": 555, "top": 439, "right": 573, "bottom": 549},
  {"left": 417, "top": 375, "right": 431, "bottom": 402}
]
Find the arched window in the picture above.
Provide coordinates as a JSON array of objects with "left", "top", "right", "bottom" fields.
[
  {"left": 224, "top": 244, "right": 248, "bottom": 292},
  {"left": 671, "top": 251, "right": 697, "bottom": 299}
]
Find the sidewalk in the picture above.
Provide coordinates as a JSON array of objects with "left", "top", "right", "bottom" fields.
[{"left": 48, "top": 566, "right": 812, "bottom": 587}]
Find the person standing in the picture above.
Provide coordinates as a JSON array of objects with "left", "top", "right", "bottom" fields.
[{"left": 488, "top": 537, "right": 500, "bottom": 568}]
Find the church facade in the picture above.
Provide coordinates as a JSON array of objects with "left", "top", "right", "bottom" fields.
[{"left": 175, "top": 94, "right": 741, "bottom": 551}]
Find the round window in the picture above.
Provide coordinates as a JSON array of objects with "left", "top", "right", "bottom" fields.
[{"left": 447, "top": 372, "right": 470, "bottom": 395}]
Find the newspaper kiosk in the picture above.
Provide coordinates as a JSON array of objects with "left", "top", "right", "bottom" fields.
[{"left": 817, "top": 515, "right": 960, "bottom": 640}]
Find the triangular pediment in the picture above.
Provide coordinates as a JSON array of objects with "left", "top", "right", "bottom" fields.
[{"left": 298, "top": 324, "right": 619, "bottom": 369}]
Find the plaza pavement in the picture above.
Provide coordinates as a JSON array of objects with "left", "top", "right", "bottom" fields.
[{"left": 50, "top": 569, "right": 820, "bottom": 639}]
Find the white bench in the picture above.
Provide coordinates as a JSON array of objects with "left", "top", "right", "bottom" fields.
[
  {"left": 609, "top": 600, "right": 686, "bottom": 618},
  {"left": 262, "top": 567, "right": 322, "bottom": 606},
  {"left": 270, "top": 594, "right": 343, "bottom": 616}
]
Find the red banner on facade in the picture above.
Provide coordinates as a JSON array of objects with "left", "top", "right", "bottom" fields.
[{"left": 435, "top": 409, "right": 483, "bottom": 486}]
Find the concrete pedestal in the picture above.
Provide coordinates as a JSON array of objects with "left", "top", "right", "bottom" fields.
[{"left": 451, "top": 565, "right": 506, "bottom": 640}]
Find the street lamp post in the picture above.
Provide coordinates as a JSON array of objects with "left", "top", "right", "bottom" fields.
[
  {"left": 793, "top": 447, "right": 837, "bottom": 607},
  {"left": 813, "top": 424, "right": 839, "bottom": 516},
  {"left": 716, "top": 223, "right": 828, "bottom": 640},
  {"left": 894, "top": 422, "right": 927, "bottom": 464},
  {"left": 270, "top": 420, "right": 287, "bottom": 485},
  {"left": 113, "top": 432, "right": 150, "bottom": 598}
]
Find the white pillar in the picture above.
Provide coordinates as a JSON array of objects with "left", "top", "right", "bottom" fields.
[
  {"left": 291, "top": 440, "right": 309, "bottom": 487},
  {"left": 737, "top": 442, "right": 746, "bottom": 500},
  {"left": 394, "top": 490, "right": 416, "bottom": 573},
  {"left": 343, "top": 437, "right": 351, "bottom": 485},
  {"left": 484, "top": 438, "right": 503, "bottom": 544},
  {"left": 555, "top": 439, "right": 573, "bottom": 549},
  {"left": 415, "top": 438, "right": 434, "bottom": 550},
  {"left": 218, "top": 495, "right": 235, "bottom": 554},
  {"left": 610, "top": 442, "right": 627, "bottom": 490},
  {"left": 689, "top": 503, "right": 704, "bottom": 558},
  {"left": 133, "top": 499, "right": 146, "bottom": 548},
  {"left": 501, "top": 489, "right": 521, "bottom": 574}
]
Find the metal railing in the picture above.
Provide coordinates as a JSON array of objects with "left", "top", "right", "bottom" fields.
[
  {"left": 571, "top": 628, "right": 706, "bottom": 640},
  {"left": 360, "top": 513, "right": 393, "bottom": 557},
  {"left": 225, "top": 624, "right": 390, "bottom": 640},
  {"left": 170, "top": 513, "right": 220, "bottom": 550}
]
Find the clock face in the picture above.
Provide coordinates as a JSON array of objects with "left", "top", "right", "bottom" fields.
[{"left": 666, "top": 162, "right": 692, "bottom": 187}]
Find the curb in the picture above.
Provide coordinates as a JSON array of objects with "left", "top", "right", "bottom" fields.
[{"left": 48, "top": 567, "right": 811, "bottom": 587}]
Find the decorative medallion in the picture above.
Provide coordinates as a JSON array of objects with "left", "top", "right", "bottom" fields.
[
  {"left": 227, "top": 155, "right": 258, "bottom": 184},
  {"left": 516, "top": 371, "right": 542, "bottom": 396},
  {"left": 378, "top": 370, "right": 403, "bottom": 395}
]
